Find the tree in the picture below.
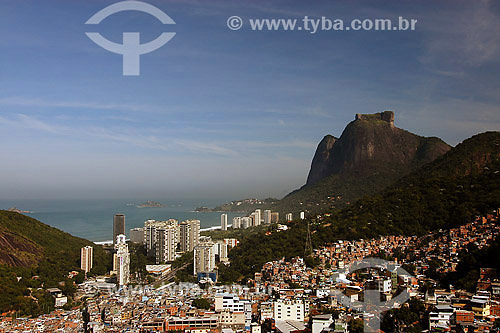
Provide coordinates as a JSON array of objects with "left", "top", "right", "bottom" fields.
[
  {"left": 192, "top": 297, "right": 211, "bottom": 310},
  {"left": 348, "top": 319, "right": 364, "bottom": 333}
]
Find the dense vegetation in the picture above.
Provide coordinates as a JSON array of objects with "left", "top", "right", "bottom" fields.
[
  {"left": 442, "top": 236, "right": 500, "bottom": 292},
  {"left": 220, "top": 132, "right": 500, "bottom": 282},
  {"left": 128, "top": 242, "right": 156, "bottom": 283},
  {"left": 381, "top": 298, "right": 429, "bottom": 332},
  {"left": 0, "top": 211, "right": 112, "bottom": 317},
  {"left": 270, "top": 170, "right": 404, "bottom": 216},
  {"left": 201, "top": 224, "right": 270, "bottom": 240}
]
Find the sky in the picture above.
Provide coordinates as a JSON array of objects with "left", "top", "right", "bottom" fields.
[{"left": 0, "top": 0, "right": 499, "bottom": 201}]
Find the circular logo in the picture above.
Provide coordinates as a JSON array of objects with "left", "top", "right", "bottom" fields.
[{"left": 227, "top": 16, "right": 243, "bottom": 30}]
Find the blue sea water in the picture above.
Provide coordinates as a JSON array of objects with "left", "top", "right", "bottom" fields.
[{"left": 0, "top": 199, "right": 242, "bottom": 242}]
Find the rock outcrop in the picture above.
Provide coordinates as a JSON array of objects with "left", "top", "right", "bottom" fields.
[{"left": 305, "top": 111, "right": 450, "bottom": 186}]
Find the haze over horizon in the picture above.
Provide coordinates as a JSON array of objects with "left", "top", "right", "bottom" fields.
[{"left": 1, "top": 0, "right": 499, "bottom": 200}]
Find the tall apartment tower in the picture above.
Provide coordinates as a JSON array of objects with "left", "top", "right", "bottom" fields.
[
  {"left": 271, "top": 212, "right": 280, "bottom": 223},
  {"left": 263, "top": 210, "right": 272, "bottom": 224},
  {"left": 113, "top": 214, "right": 125, "bottom": 245},
  {"left": 114, "top": 234, "right": 130, "bottom": 286},
  {"left": 193, "top": 238, "right": 215, "bottom": 275},
  {"left": 232, "top": 217, "right": 241, "bottom": 229},
  {"left": 129, "top": 227, "right": 144, "bottom": 243},
  {"left": 251, "top": 211, "right": 261, "bottom": 227},
  {"left": 180, "top": 220, "right": 200, "bottom": 252},
  {"left": 241, "top": 217, "right": 251, "bottom": 229},
  {"left": 221, "top": 213, "right": 228, "bottom": 231},
  {"left": 144, "top": 219, "right": 180, "bottom": 259},
  {"left": 144, "top": 219, "right": 158, "bottom": 256},
  {"left": 80, "top": 246, "right": 93, "bottom": 273},
  {"left": 254, "top": 209, "right": 262, "bottom": 226},
  {"left": 214, "top": 240, "right": 228, "bottom": 262},
  {"left": 155, "top": 226, "right": 177, "bottom": 263},
  {"left": 166, "top": 219, "right": 180, "bottom": 244}
]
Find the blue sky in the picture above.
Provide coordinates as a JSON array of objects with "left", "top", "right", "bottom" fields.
[{"left": 0, "top": 0, "right": 499, "bottom": 200}]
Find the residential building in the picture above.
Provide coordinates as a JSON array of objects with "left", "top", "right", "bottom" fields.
[
  {"left": 378, "top": 278, "right": 392, "bottom": 293},
  {"left": 80, "top": 246, "right": 93, "bottom": 273},
  {"left": 180, "top": 220, "right": 200, "bottom": 252},
  {"left": 221, "top": 213, "right": 228, "bottom": 231},
  {"left": 470, "top": 295, "right": 490, "bottom": 318},
  {"left": 429, "top": 304, "right": 454, "bottom": 331},
  {"left": 271, "top": 212, "right": 280, "bottom": 223},
  {"left": 251, "top": 211, "right": 261, "bottom": 227},
  {"left": 194, "top": 237, "right": 215, "bottom": 275},
  {"left": 273, "top": 299, "right": 306, "bottom": 322},
  {"left": 129, "top": 227, "right": 144, "bottom": 243},
  {"left": 312, "top": 314, "right": 333, "bottom": 333},
  {"left": 215, "top": 294, "right": 248, "bottom": 312},
  {"left": 219, "top": 310, "right": 245, "bottom": 329},
  {"left": 264, "top": 210, "right": 272, "bottom": 224},
  {"left": 255, "top": 209, "right": 262, "bottom": 225},
  {"left": 214, "top": 240, "right": 228, "bottom": 262},
  {"left": 113, "top": 214, "right": 125, "bottom": 245},
  {"left": 114, "top": 234, "right": 130, "bottom": 286},
  {"left": 155, "top": 226, "right": 177, "bottom": 263},
  {"left": 224, "top": 238, "right": 238, "bottom": 249},
  {"left": 144, "top": 220, "right": 178, "bottom": 256},
  {"left": 241, "top": 217, "right": 251, "bottom": 229},
  {"left": 232, "top": 217, "right": 241, "bottom": 229}
]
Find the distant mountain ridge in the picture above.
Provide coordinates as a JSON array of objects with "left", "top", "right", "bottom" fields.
[{"left": 274, "top": 111, "right": 451, "bottom": 214}]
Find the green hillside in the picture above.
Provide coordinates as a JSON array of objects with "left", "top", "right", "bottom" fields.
[
  {"left": 221, "top": 132, "right": 500, "bottom": 281},
  {"left": 0, "top": 211, "right": 112, "bottom": 317}
]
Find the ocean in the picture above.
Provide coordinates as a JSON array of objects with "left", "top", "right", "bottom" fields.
[{"left": 0, "top": 199, "right": 242, "bottom": 242}]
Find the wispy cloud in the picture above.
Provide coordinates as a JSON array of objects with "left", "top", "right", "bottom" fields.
[
  {"left": 0, "top": 97, "right": 162, "bottom": 113},
  {"left": 421, "top": 0, "right": 500, "bottom": 68},
  {"left": 0, "top": 114, "right": 317, "bottom": 157}
]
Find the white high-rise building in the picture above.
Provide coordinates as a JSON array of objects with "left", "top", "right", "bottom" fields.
[
  {"left": 263, "top": 210, "right": 271, "bottom": 224},
  {"left": 144, "top": 219, "right": 159, "bottom": 256},
  {"left": 241, "top": 217, "right": 251, "bottom": 229},
  {"left": 114, "top": 234, "right": 130, "bottom": 286},
  {"left": 155, "top": 225, "right": 177, "bottom": 263},
  {"left": 221, "top": 213, "right": 228, "bottom": 231},
  {"left": 251, "top": 212, "right": 260, "bottom": 227},
  {"left": 254, "top": 209, "right": 262, "bottom": 226},
  {"left": 144, "top": 219, "right": 179, "bottom": 259},
  {"left": 232, "top": 217, "right": 241, "bottom": 229},
  {"left": 213, "top": 240, "right": 228, "bottom": 261},
  {"left": 194, "top": 238, "right": 215, "bottom": 275},
  {"left": 80, "top": 246, "right": 93, "bottom": 273},
  {"left": 180, "top": 220, "right": 200, "bottom": 252},
  {"left": 165, "top": 218, "right": 180, "bottom": 244}
]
